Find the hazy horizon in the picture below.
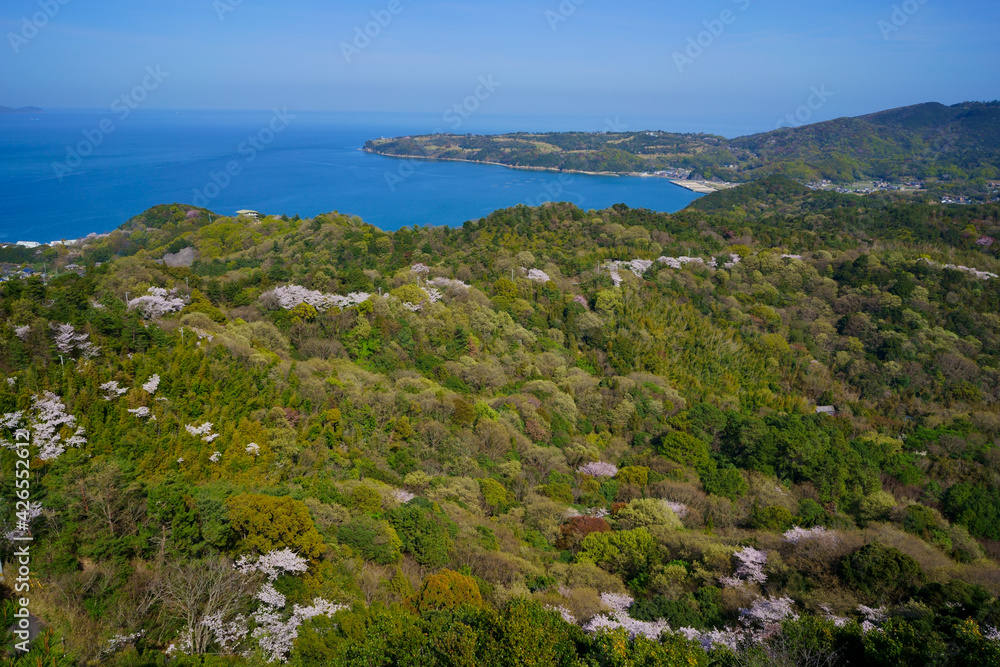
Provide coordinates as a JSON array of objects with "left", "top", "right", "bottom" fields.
[
  {"left": 7, "top": 99, "right": 996, "bottom": 142},
  {"left": 3, "top": 0, "right": 997, "bottom": 136}
]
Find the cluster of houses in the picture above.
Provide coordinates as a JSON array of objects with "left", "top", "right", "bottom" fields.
[
  {"left": 0, "top": 265, "right": 44, "bottom": 282},
  {"left": 806, "top": 179, "right": 925, "bottom": 195}
]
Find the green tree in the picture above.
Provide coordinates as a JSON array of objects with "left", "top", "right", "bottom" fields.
[
  {"left": 701, "top": 467, "right": 748, "bottom": 500},
  {"left": 337, "top": 516, "right": 403, "bottom": 564},
  {"left": 587, "top": 627, "right": 707, "bottom": 667},
  {"left": 579, "top": 527, "right": 658, "bottom": 584},
  {"left": 840, "top": 542, "right": 926, "bottom": 604},
  {"left": 225, "top": 493, "right": 325, "bottom": 559},
  {"left": 405, "top": 569, "right": 484, "bottom": 614},
  {"left": 656, "top": 431, "right": 712, "bottom": 472},
  {"left": 387, "top": 500, "right": 452, "bottom": 568}
]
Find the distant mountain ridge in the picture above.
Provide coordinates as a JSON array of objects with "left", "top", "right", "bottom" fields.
[{"left": 0, "top": 105, "right": 43, "bottom": 113}]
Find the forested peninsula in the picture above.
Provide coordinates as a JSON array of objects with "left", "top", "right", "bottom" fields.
[{"left": 366, "top": 101, "right": 1000, "bottom": 200}]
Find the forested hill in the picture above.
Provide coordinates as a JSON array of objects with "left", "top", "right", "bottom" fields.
[
  {"left": 730, "top": 101, "right": 1000, "bottom": 183},
  {"left": 366, "top": 101, "right": 1000, "bottom": 192},
  {"left": 2, "top": 182, "right": 1000, "bottom": 665}
]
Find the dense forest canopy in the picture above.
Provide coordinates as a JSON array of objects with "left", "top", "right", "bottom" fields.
[{"left": 2, "top": 177, "right": 1000, "bottom": 665}]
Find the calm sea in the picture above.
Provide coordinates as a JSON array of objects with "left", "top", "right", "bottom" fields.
[{"left": 0, "top": 110, "right": 702, "bottom": 243}]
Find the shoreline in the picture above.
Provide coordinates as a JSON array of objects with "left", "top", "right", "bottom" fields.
[
  {"left": 363, "top": 147, "right": 736, "bottom": 192},
  {"left": 363, "top": 147, "right": 635, "bottom": 178},
  {"left": 670, "top": 180, "right": 723, "bottom": 194}
]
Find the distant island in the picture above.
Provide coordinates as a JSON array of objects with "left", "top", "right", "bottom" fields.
[
  {"left": 366, "top": 101, "right": 1000, "bottom": 200},
  {"left": 0, "top": 105, "right": 43, "bottom": 113}
]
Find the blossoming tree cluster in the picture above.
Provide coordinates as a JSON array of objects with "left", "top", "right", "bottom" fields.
[{"left": 128, "top": 287, "right": 187, "bottom": 318}]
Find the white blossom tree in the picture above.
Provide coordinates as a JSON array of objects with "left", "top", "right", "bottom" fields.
[
  {"left": 185, "top": 422, "right": 218, "bottom": 442},
  {"left": 128, "top": 287, "right": 186, "bottom": 319},
  {"left": 99, "top": 380, "right": 129, "bottom": 401},
  {"left": 577, "top": 461, "right": 618, "bottom": 477},
  {"left": 157, "top": 558, "right": 262, "bottom": 656},
  {"left": 264, "top": 285, "right": 370, "bottom": 312},
  {"left": 51, "top": 323, "right": 100, "bottom": 359},
  {"left": 525, "top": 268, "right": 551, "bottom": 283},
  {"left": 142, "top": 374, "right": 160, "bottom": 394},
  {"left": 720, "top": 546, "right": 768, "bottom": 588},
  {"left": 582, "top": 592, "right": 670, "bottom": 641},
  {"left": 19, "top": 392, "right": 87, "bottom": 460}
]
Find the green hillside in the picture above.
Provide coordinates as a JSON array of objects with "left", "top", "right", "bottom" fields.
[
  {"left": 2, "top": 182, "right": 1000, "bottom": 665},
  {"left": 731, "top": 101, "right": 1000, "bottom": 183},
  {"left": 367, "top": 101, "right": 1000, "bottom": 195}
]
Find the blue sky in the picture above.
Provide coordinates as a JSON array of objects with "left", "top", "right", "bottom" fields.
[{"left": 2, "top": 0, "right": 997, "bottom": 136}]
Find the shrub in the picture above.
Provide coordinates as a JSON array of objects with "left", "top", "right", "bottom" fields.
[
  {"left": 796, "top": 498, "right": 828, "bottom": 527},
  {"left": 558, "top": 515, "right": 611, "bottom": 551},
  {"left": 656, "top": 431, "right": 712, "bottom": 472},
  {"left": 613, "top": 499, "right": 683, "bottom": 532},
  {"left": 862, "top": 617, "right": 946, "bottom": 667},
  {"left": 350, "top": 485, "right": 383, "bottom": 513},
  {"left": 405, "top": 569, "right": 484, "bottom": 614},
  {"left": 337, "top": 516, "right": 402, "bottom": 564},
  {"left": 587, "top": 628, "right": 707, "bottom": 667},
  {"left": 541, "top": 481, "right": 574, "bottom": 504},
  {"left": 839, "top": 542, "right": 926, "bottom": 603},
  {"left": 943, "top": 482, "right": 1000, "bottom": 541},
  {"left": 701, "top": 467, "right": 748, "bottom": 500},
  {"left": 387, "top": 501, "right": 452, "bottom": 567},
  {"left": 629, "top": 595, "right": 702, "bottom": 628},
  {"left": 947, "top": 524, "right": 985, "bottom": 563},
  {"left": 749, "top": 504, "right": 794, "bottom": 531},
  {"left": 478, "top": 477, "right": 513, "bottom": 514},
  {"left": 901, "top": 504, "right": 952, "bottom": 550},
  {"left": 853, "top": 490, "right": 897, "bottom": 525},
  {"left": 616, "top": 466, "right": 650, "bottom": 487},
  {"left": 579, "top": 528, "right": 658, "bottom": 584},
  {"left": 476, "top": 525, "right": 500, "bottom": 551}
]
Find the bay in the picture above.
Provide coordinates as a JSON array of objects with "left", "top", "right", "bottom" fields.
[{"left": 0, "top": 110, "right": 702, "bottom": 243}]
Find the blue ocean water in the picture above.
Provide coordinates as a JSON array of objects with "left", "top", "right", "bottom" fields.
[{"left": 0, "top": 110, "right": 702, "bottom": 243}]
